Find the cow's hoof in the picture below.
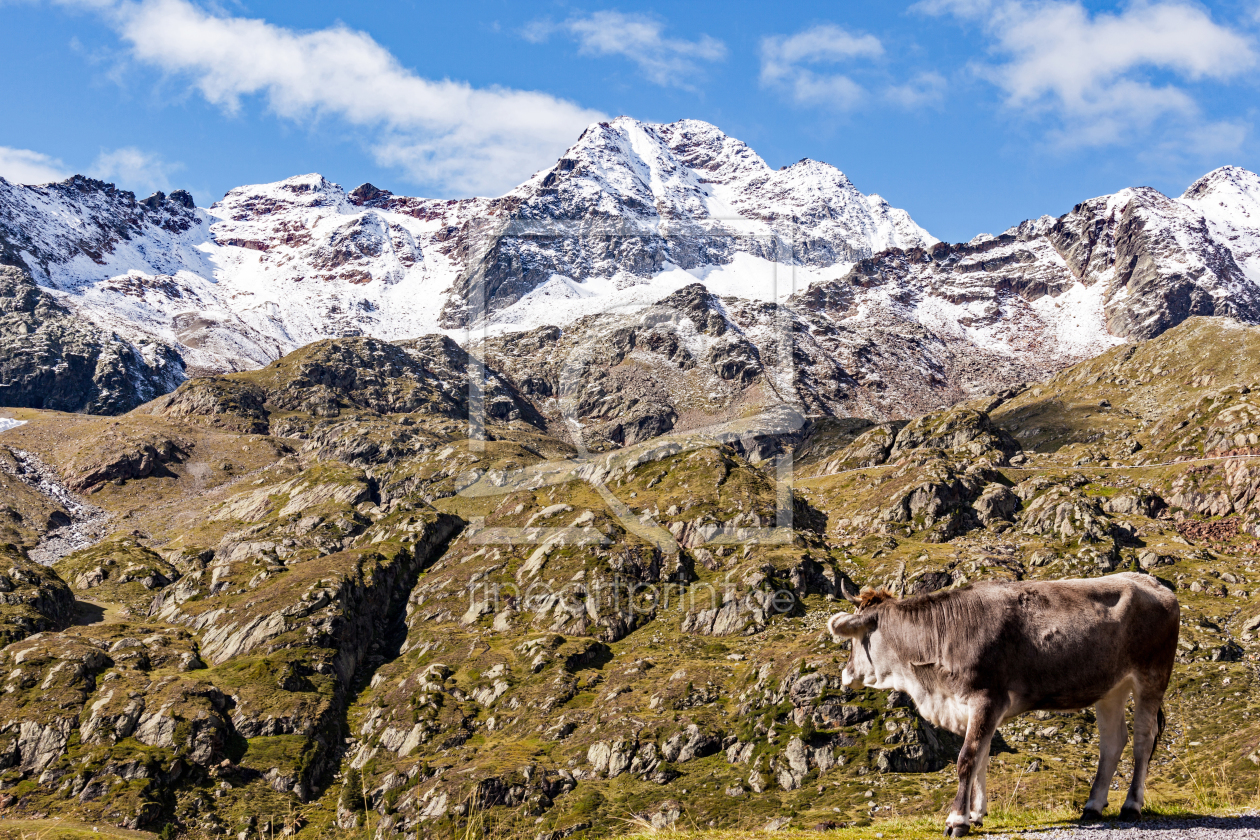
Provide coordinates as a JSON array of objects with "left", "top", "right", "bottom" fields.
[
  {"left": 945, "top": 827, "right": 970, "bottom": 838},
  {"left": 1119, "top": 807, "right": 1142, "bottom": 823},
  {"left": 1080, "top": 808, "right": 1104, "bottom": 822}
]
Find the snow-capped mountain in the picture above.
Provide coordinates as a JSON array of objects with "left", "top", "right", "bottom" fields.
[
  {"left": 798, "top": 168, "right": 1260, "bottom": 371},
  {"left": 436, "top": 118, "right": 937, "bottom": 328},
  {"left": 1182, "top": 165, "right": 1260, "bottom": 280},
  {"left": 1, "top": 116, "right": 1259, "bottom": 423},
  {"left": 0, "top": 118, "right": 933, "bottom": 379}
]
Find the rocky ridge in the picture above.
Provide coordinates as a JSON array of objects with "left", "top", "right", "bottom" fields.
[
  {"left": 5, "top": 125, "right": 1260, "bottom": 423},
  {"left": 0, "top": 118, "right": 934, "bottom": 390}
]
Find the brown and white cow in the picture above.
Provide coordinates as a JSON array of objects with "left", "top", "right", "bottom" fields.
[{"left": 828, "top": 572, "right": 1179, "bottom": 837}]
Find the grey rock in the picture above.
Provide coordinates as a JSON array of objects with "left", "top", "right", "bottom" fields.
[
  {"left": 974, "top": 484, "right": 1020, "bottom": 525},
  {"left": 1138, "top": 550, "right": 1175, "bottom": 570},
  {"left": 813, "top": 699, "right": 876, "bottom": 729},
  {"left": 645, "top": 800, "right": 682, "bottom": 830},
  {"left": 785, "top": 736, "right": 810, "bottom": 776},
  {"left": 661, "top": 724, "right": 720, "bottom": 764},
  {"left": 1104, "top": 492, "right": 1165, "bottom": 518},
  {"left": 0, "top": 266, "right": 184, "bottom": 414}
]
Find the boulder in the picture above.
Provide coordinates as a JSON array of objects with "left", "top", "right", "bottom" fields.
[
  {"left": 660, "top": 725, "right": 720, "bottom": 764},
  {"left": 1104, "top": 492, "right": 1165, "bottom": 518},
  {"left": 974, "top": 484, "right": 1019, "bottom": 525},
  {"left": 889, "top": 408, "right": 1021, "bottom": 465}
]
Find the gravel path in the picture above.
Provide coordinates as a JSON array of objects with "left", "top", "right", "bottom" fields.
[{"left": 995, "top": 813, "right": 1260, "bottom": 839}]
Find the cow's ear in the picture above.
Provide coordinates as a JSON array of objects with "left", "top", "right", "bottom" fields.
[{"left": 828, "top": 611, "right": 877, "bottom": 640}]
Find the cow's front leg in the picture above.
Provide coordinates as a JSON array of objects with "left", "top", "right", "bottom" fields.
[
  {"left": 969, "top": 748, "right": 991, "bottom": 825},
  {"left": 947, "top": 694, "right": 1005, "bottom": 838}
]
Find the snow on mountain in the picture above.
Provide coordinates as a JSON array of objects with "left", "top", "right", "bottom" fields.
[
  {"left": 195, "top": 174, "right": 477, "bottom": 370},
  {"left": 1181, "top": 165, "right": 1260, "bottom": 281},
  {"left": 0, "top": 118, "right": 936, "bottom": 379},
  {"left": 657, "top": 119, "right": 936, "bottom": 257},
  {"left": 769, "top": 174, "right": 1260, "bottom": 416},
  {"left": 473, "top": 159, "right": 1260, "bottom": 430},
  {"left": 437, "top": 117, "right": 937, "bottom": 327},
  {"left": 0, "top": 175, "right": 208, "bottom": 284},
  {"left": 2, "top": 120, "right": 1260, "bottom": 423}
]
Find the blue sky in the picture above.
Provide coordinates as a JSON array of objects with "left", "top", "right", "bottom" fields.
[{"left": 1, "top": 0, "right": 1257, "bottom": 242}]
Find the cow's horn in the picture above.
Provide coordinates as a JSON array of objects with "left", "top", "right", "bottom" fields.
[{"left": 840, "top": 578, "right": 860, "bottom": 604}]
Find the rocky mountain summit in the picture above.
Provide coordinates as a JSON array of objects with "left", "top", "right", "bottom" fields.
[
  {"left": 5, "top": 122, "right": 1260, "bottom": 424},
  {"left": 0, "top": 118, "right": 934, "bottom": 390},
  {"left": 0, "top": 316, "right": 1258, "bottom": 836}
]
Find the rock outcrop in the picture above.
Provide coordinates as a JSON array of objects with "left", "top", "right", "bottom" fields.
[
  {"left": 0, "top": 266, "right": 184, "bottom": 413},
  {"left": 0, "top": 544, "right": 74, "bottom": 645}
]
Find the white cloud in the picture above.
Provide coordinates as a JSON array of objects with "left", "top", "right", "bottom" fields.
[
  {"left": 519, "top": 20, "right": 555, "bottom": 44},
  {"left": 0, "top": 143, "right": 178, "bottom": 193},
  {"left": 1138, "top": 119, "right": 1250, "bottom": 169},
  {"left": 922, "top": 1, "right": 1256, "bottom": 147},
  {"left": 528, "top": 11, "right": 726, "bottom": 88},
  {"left": 913, "top": 0, "right": 996, "bottom": 15},
  {"left": 72, "top": 0, "right": 607, "bottom": 196},
  {"left": 759, "top": 24, "right": 884, "bottom": 109},
  {"left": 886, "top": 71, "right": 948, "bottom": 108},
  {"left": 0, "top": 147, "right": 71, "bottom": 184},
  {"left": 90, "top": 146, "right": 179, "bottom": 196}
]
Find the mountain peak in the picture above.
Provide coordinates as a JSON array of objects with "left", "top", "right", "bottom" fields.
[
  {"left": 1182, "top": 165, "right": 1260, "bottom": 201},
  {"left": 348, "top": 182, "right": 393, "bottom": 207},
  {"left": 215, "top": 173, "right": 346, "bottom": 217},
  {"left": 223, "top": 172, "right": 342, "bottom": 199},
  {"left": 1180, "top": 166, "right": 1260, "bottom": 240}
]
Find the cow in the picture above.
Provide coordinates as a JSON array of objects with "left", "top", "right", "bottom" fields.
[{"left": 828, "top": 572, "right": 1179, "bottom": 837}]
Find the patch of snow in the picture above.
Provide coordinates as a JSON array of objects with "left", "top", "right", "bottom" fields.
[
  {"left": 1028, "top": 280, "right": 1124, "bottom": 357},
  {"left": 475, "top": 253, "right": 834, "bottom": 337}
]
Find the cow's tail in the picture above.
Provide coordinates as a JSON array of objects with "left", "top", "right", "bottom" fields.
[{"left": 1150, "top": 707, "right": 1166, "bottom": 761}]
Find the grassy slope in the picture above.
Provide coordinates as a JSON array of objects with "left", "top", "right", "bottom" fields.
[
  {"left": 0, "top": 819, "right": 155, "bottom": 840},
  {"left": 3, "top": 317, "right": 1260, "bottom": 837}
]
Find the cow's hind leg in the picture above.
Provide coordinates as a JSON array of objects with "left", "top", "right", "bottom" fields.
[
  {"left": 1121, "top": 679, "right": 1169, "bottom": 821},
  {"left": 1082, "top": 679, "right": 1130, "bottom": 821},
  {"left": 947, "top": 694, "right": 1005, "bottom": 837}
]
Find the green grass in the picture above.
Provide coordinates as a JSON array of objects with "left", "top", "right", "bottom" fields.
[{"left": 0, "top": 819, "right": 155, "bottom": 840}]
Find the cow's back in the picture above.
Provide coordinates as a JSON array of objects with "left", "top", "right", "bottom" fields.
[
  {"left": 884, "top": 573, "right": 1178, "bottom": 714},
  {"left": 987, "top": 573, "right": 1178, "bottom": 709}
]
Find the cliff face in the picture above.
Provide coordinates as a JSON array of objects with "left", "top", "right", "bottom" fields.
[{"left": 0, "top": 265, "right": 184, "bottom": 413}]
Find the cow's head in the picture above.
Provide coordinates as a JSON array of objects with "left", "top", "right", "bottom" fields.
[{"left": 828, "top": 581, "right": 894, "bottom": 687}]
